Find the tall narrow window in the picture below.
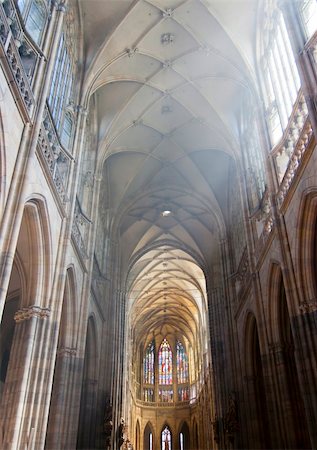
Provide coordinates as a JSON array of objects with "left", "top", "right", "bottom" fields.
[
  {"left": 48, "top": 33, "right": 74, "bottom": 149},
  {"left": 261, "top": 8, "right": 301, "bottom": 145},
  {"left": 143, "top": 340, "right": 155, "bottom": 384},
  {"left": 180, "top": 433, "right": 184, "bottom": 450},
  {"left": 159, "top": 338, "right": 172, "bottom": 385},
  {"left": 176, "top": 340, "right": 189, "bottom": 384},
  {"left": 17, "top": 0, "right": 47, "bottom": 45},
  {"left": 162, "top": 426, "right": 171, "bottom": 450},
  {"left": 300, "top": 0, "right": 317, "bottom": 38}
]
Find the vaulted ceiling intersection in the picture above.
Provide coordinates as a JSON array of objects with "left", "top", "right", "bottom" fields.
[{"left": 80, "top": 0, "right": 258, "bottom": 341}]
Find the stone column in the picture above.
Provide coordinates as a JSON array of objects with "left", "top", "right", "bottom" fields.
[
  {"left": 293, "top": 300, "right": 317, "bottom": 448},
  {"left": 0, "top": 305, "right": 50, "bottom": 449},
  {"left": 45, "top": 347, "right": 78, "bottom": 449}
]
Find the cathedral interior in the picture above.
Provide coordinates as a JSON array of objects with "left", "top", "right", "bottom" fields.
[{"left": 0, "top": 0, "right": 317, "bottom": 449}]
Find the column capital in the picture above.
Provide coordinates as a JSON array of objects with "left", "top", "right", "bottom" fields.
[
  {"left": 299, "top": 298, "right": 317, "bottom": 314},
  {"left": 14, "top": 305, "right": 51, "bottom": 322},
  {"left": 54, "top": 0, "right": 67, "bottom": 13},
  {"left": 57, "top": 346, "right": 77, "bottom": 357}
]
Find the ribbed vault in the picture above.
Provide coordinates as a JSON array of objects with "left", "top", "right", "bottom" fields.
[{"left": 82, "top": 0, "right": 259, "bottom": 407}]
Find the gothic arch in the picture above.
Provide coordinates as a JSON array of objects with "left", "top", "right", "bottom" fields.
[
  {"left": 18, "top": 197, "right": 52, "bottom": 308},
  {"left": 267, "top": 262, "right": 284, "bottom": 343},
  {"left": 135, "top": 419, "right": 140, "bottom": 450},
  {"left": 161, "top": 423, "right": 172, "bottom": 450},
  {"left": 178, "top": 421, "right": 190, "bottom": 450},
  {"left": 296, "top": 190, "right": 317, "bottom": 307},
  {"left": 58, "top": 266, "right": 79, "bottom": 349},
  {"left": 267, "top": 264, "right": 311, "bottom": 448},
  {"left": 143, "top": 421, "right": 154, "bottom": 450}
]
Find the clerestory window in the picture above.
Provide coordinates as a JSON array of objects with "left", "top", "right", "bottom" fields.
[
  {"left": 48, "top": 33, "right": 74, "bottom": 149},
  {"left": 261, "top": 8, "right": 300, "bottom": 146},
  {"left": 17, "top": 0, "right": 48, "bottom": 45},
  {"left": 142, "top": 337, "right": 190, "bottom": 403},
  {"left": 300, "top": 0, "right": 317, "bottom": 39}
]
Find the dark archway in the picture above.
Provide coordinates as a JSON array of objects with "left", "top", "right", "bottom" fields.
[
  {"left": 179, "top": 422, "right": 189, "bottom": 450},
  {"left": 143, "top": 422, "right": 154, "bottom": 450}
]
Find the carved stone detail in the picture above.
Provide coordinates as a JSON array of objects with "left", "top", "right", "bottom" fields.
[
  {"left": 14, "top": 305, "right": 51, "bottom": 322},
  {"left": 299, "top": 298, "right": 317, "bottom": 314},
  {"left": 57, "top": 347, "right": 77, "bottom": 357}
]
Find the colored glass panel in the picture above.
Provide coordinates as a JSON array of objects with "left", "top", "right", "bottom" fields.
[
  {"left": 162, "top": 426, "right": 171, "bottom": 450},
  {"left": 159, "top": 338, "right": 172, "bottom": 385},
  {"left": 143, "top": 341, "right": 155, "bottom": 384},
  {"left": 176, "top": 341, "right": 189, "bottom": 384}
]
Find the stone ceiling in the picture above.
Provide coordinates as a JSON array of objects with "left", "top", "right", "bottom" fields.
[{"left": 79, "top": 0, "right": 259, "bottom": 344}]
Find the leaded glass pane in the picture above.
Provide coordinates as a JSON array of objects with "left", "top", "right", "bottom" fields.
[
  {"left": 25, "top": 0, "right": 46, "bottom": 45},
  {"left": 159, "top": 338, "right": 172, "bottom": 385},
  {"left": 176, "top": 341, "right": 189, "bottom": 384},
  {"left": 143, "top": 340, "right": 155, "bottom": 384},
  {"left": 162, "top": 427, "right": 171, "bottom": 450}
]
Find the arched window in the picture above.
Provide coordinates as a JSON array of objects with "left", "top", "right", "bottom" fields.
[
  {"left": 159, "top": 338, "right": 172, "bottom": 385},
  {"left": 176, "top": 340, "right": 189, "bottom": 384},
  {"left": 261, "top": 7, "right": 300, "bottom": 145},
  {"left": 143, "top": 340, "right": 155, "bottom": 384},
  {"left": 161, "top": 426, "right": 172, "bottom": 450},
  {"left": 300, "top": 0, "right": 317, "bottom": 39},
  {"left": 17, "top": 0, "right": 48, "bottom": 45}
]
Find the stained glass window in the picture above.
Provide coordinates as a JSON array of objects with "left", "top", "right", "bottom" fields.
[
  {"left": 162, "top": 426, "right": 171, "bottom": 450},
  {"left": 144, "top": 388, "right": 154, "bottom": 402},
  {"left": 159, "top": 388, "right": 173, "bottom": 403},
  {"left": 178, "top": 386, "right": 189, "bottom": 402},
  {"left": 143, "top": 341, "right": 155, "bottom": 384},
  {"left": 159, "top": 338, "right": 172, "bottom": 385},
  {"left": 176, "top": 341, "right": 189, "bottom": 384}
]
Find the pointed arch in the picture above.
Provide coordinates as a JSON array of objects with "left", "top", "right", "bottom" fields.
[
  {"left": 20, "top": 197, "right": 52, "bottom": 308},
  {"left": 158, "top": 338, "right": 173, "bottom": 385},
  {"left": 135, "top": 419, "right": 140, "bottom": 450},
  {"left": 178, "top": 421, "right": 190, "bottom": 450},
  {"left": 161, "top": 423, "right": 172, "bottom": 450},
  {"left": 143, "top": 421, "right": 154, "bottom": 450},
  {"left": 296, "top": 190, "right": 317, "bottom": 308},
  {"left": 267, "top": 263, "right": 311, "bottom": 448}
]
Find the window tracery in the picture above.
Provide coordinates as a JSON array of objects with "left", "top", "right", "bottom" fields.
[
  {"left": 143, "top": 340, "right": 155, "bottom": 385},
  {"left": 142, "top": 337, "right": 190, "bottom": 403},
  {"left": 159, "top": 338, "right": 172, "bottom": 385},
  {"left": 161, "top": 426, "right": 171, "bottom": 450},
  {"left": 261, "top": 5, "right": 300, "bottom": 145},
  {"left": 300, "top": 0, "right": 317, "bottom": 38},
  {"left": 17, "top": 0, "right": 48, "bottom": 45},
  {"left": 48, "top": 33, "right": 74, "bottom": 148},
  {"left": 176, "top": 340, "right": 188, "bottom": 384}
]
